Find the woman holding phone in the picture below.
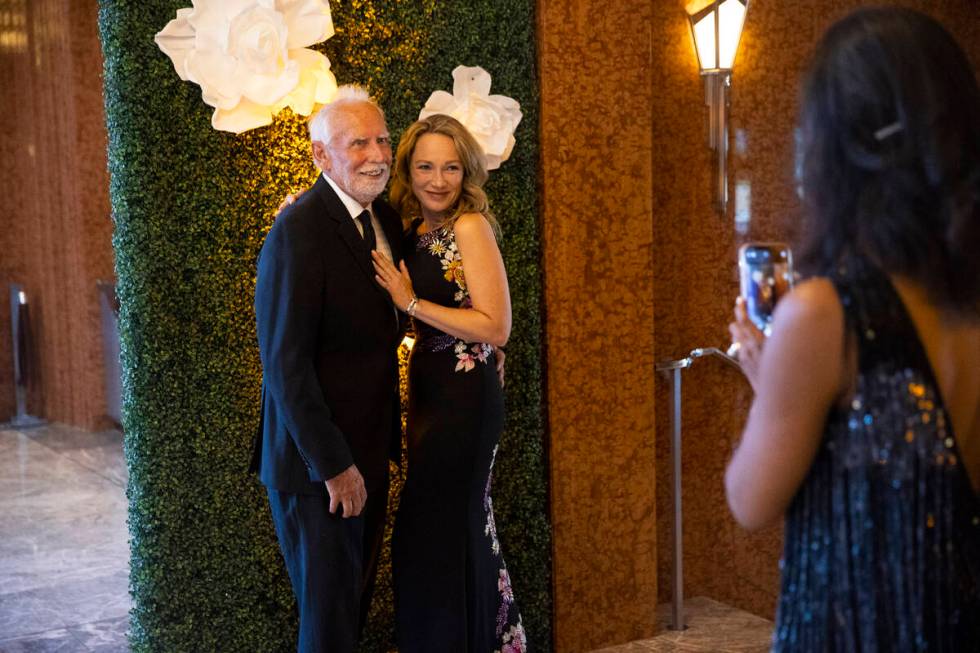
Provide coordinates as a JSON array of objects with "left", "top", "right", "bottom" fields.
[{"left": 727, "top": 7, "right": 980, "bottom": 650}]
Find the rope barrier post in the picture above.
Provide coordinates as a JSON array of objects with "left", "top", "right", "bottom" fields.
[{"left": 656, "top": 346, "right": 740, "bottom": 631}]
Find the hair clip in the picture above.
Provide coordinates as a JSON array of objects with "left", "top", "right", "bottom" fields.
[{"left": 874, "top": 121, "right": 903, "bottom": 141}]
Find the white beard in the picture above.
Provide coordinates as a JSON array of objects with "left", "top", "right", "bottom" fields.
[{"left": 340, "top": 166, "right": 390, "bottom": 205}]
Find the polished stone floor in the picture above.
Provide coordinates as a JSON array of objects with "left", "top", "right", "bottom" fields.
[
  {"left": 590, "top": 596, "right": 773, "bottom": 652},
  {"left": 0, "top": 424, "right": 772, "bottom": 653},
  {"left": 0, "top": 424, "right": 130, "bottom": 652}
]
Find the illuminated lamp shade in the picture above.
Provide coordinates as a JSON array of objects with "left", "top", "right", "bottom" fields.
[
  {"left": 685, "top": 0, "right": 748, "bottom": 214},
  {"left": 688, "top": 0, "right": 747, "bottom": 71}
]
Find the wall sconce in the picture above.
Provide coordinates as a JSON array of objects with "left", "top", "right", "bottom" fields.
[{"left": 686, "top": 0, "right": 748, "bottom": 214}]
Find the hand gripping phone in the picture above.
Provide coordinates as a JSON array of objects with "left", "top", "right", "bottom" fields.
[{"left": 738, "top": 242, "right": 794, "bottom": 336}]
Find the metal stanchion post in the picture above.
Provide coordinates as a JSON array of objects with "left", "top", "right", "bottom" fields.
[
  {"left": 7, "top": 284, "right": 45, "bottom": 428},
  {"left": 656, "top": 346, "right": 741, "bottom": 631}
]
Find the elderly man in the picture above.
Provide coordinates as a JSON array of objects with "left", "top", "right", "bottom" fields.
[{"left": 251, "top": 85, "right": 403, "bottom": 652}]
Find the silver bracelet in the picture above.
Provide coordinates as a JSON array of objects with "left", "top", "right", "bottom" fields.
[{"left": 405, "top": 296, "right": 419, "bottom": 317}]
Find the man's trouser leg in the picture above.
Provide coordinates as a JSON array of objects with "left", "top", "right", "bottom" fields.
[{"left": 268, "top": 487, "right": 364, "bottom": 653}]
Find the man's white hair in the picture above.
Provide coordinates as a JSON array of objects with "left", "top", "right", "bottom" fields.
[{"left": 308, "top": 85, "right": 384, "bottom": 145}]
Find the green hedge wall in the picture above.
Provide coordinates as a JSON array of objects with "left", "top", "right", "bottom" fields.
[{"left": 98, "top": 1, "right": 550, "bottom": 651}]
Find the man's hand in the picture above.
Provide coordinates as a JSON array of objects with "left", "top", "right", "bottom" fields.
[
  {"left": 496, "top": 348, "right": 506, "bottom": 387},
  {"left": 324, "top": 464, "right": 367, "bottom": 518}
]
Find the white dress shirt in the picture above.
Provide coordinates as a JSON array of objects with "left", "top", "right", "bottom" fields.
[{"left": 322, "top": 173, "right": 393, "bottom": 262}]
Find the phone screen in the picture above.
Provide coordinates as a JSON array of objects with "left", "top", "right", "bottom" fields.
[{"left": 738, "top": 243, "right": 793, "bottom": 335}]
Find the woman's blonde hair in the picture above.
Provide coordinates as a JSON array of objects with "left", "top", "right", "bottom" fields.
[{"left": 390, "top": 114, "right": 500, "bottom": 238}]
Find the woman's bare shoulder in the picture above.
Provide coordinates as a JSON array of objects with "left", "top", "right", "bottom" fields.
[
  {"left": 775, "top": 277, "right": 842, "bottom": 327},
  {"left": 452, "top": 212, "right": 496, "bottom": 243},
  {"left": 454, "top": 212, "right": 492, "bottom": 231}
]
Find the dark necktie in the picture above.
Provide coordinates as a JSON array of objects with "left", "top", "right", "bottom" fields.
[{"left": 356, "top": 210, "right": 376, "bottom": 252}]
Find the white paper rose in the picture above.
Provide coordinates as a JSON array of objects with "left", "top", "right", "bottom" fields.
[
  {"left": 155, "top": 0, "right": 338, "bottom": 134},
  {"left": 419, "top": 66, "right": 522, "bottom": 170}
]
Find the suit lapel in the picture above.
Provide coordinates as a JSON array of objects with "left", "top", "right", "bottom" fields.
[{"left": 312, "top": 176, "right": 378, "bottom": 285}]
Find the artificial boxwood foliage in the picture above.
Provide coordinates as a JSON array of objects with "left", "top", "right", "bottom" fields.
[{"left": 98, "top": 1, "right": 550, "bottom": 651}]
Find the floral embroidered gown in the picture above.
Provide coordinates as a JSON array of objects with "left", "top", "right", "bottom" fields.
[{"left": 392, "top": 219, "right": 526, "bottom": 653}]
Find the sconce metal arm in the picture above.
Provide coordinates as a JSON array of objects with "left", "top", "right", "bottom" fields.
[{"left": 702, "top": 71, "right": 731, "bottom": 215}]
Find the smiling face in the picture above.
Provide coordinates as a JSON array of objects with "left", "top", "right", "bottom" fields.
[
  {"left": 410, "top": 133, "right": 464, "bottom": 222},
  {"left": 313, "top": 102, "right": 392, "bottom": 206}
]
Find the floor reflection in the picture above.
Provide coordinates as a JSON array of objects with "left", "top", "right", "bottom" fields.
[
  {"left": 0, "top": 424, "right": 130, "bottom": 652},
  {"left": 0, "top": 424, "right": 774, "bottom": 653}
]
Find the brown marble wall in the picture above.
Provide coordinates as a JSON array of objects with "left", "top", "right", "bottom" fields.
[
  {"left": 0, "top": 0, "right": 114, "bottom": 429},
  {"left": 538, "top": 1, "right": 658, "bottom": 651},
  {"left": 651, "top": 0, "right": 980, "bottom": 621},
  {"left": 541, "top": 0, "right": 980, "bottom": 648}
]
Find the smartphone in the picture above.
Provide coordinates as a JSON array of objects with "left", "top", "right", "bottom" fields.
[{"left": 738, "top": 242, "right": 794, "bottom": 335}]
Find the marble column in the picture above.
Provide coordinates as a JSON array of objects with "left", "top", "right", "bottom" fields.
[
  {"left": 0, "top": 0, "right": 114, "bottom": 429},
  {"left": 538, "top": 1, "right": 658, "bottom": 650}
]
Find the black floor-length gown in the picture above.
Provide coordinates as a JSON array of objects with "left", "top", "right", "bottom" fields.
[
  {"left": 772, "top": 255, "right": 980, "bottom": 651},
  {"left": 393, "top": 219, "right": 526, "bottom": 652}
]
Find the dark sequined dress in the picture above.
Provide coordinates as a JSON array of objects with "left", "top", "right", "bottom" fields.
[
  {"left": 772, "top": 256, "right": 980, "bottom": 651},
  {"left": 392, "top": 220, "right": 526, "bottom": 653}
]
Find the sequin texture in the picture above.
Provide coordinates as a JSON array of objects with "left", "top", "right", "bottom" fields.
[{"left": 772, "top": 256, "right": 980, "bottom": 651}]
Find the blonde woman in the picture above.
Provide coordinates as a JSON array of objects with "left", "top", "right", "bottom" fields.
[{"left": 372, "top": 114, "right": 526, "bottom": 652}]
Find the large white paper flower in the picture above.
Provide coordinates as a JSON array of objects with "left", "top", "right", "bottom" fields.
[
  {"left": 419, "top": 66, "right": 522, "bottom": 170},
  {"left": 155, "top": 0, "right": 338, "bottom": 134}
]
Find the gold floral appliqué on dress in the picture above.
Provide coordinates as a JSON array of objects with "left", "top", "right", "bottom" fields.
[{"left": 425, "top": 226, "right": 494, "bottom": 373}]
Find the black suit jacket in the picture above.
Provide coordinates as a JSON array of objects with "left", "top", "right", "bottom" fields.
[{"left": 251, "top": 175, "right": 404, "bottom": 495}]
